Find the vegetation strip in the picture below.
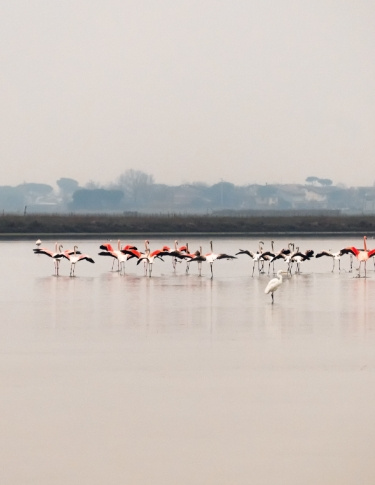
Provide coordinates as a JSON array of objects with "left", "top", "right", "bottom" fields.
[{"left": 1, "top": 214, "right": 375, "bottom": 236}]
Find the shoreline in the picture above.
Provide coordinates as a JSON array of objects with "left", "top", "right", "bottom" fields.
[
  {"left": 1, "top": 231, "right": 374, "bottom": 240},
  {"left": 1, "top": 213, "right": 375, "bottom": 238}
]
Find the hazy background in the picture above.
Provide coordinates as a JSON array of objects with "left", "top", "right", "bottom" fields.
[{"left": 1, "top": 1, "right": 374, "bottom": 188}]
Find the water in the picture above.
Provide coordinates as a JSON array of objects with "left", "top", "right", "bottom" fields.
[{"left": 1, "top": 236, "right": 375, "bottom": 484}]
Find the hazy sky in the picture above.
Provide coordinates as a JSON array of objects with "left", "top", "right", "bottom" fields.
[{"left": 1, "top": 1, "right": 375, "bottom": 188}]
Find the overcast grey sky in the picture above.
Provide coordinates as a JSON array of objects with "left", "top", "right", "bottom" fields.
[{"left": 1, "top": 1, "right": 374, "bottom": 188}]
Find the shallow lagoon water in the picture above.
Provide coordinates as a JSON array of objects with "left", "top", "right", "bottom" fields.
[{"left": 1, "top": 236, "right": 375, "bottom": 484}]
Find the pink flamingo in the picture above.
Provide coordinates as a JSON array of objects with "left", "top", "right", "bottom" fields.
[
  {"left": 340, "top": 236, "right": 375, "bottom": 277},
  {"left": 135, "top": 240, "right": 164, "bottom": 276},
  {"left": 99, "top": 240, "right": 137, "bottom": 274}
]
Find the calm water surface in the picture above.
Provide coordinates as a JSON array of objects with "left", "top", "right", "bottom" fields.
[{"left": 1, "top": 236, "right": 375, "bottom": 484}]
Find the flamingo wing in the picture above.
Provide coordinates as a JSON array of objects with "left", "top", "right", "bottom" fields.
[
  {"left": 54, "top": 252, "right": 70, "bottom": 260},
  {"left": 216, "top": 253, "right": 237, "bottom": 260},
  {"left": 340, "top": 247, "right": 358, "bottom": 257},
  {"left": 280, "top": 248, "right": 291, "bottom": 255},
  {"left": 66, "top": 249, "right": 82, "bottom": 255},
  {"left": 292, "top": 251, "right": 309, "bottom": 261},
  {"left": 235, "top": 249, "right": 254, "bottom": 257},
  {"left": 100, "top": 243, "right": 114, "bottom": 251},
  {"left": 136, "top": 255, "right": 148, "bottom": 265},
  {"left": 189, "top": 254, "right": 206, "bottom": 262},
  {"left": 169, "top": 250, "right": 187, "bottom": 259},
  {"left": 77, "top": 255, "right": 95, "bottom": 263},
  {"left": 271, "top": 253, "right": 286, "bottom": 262},
  {"left": 121, "top": 248, "right": 142, "bottom": 259},
  {"left": 150, "top": 249, "right": 165, "bottom": 260},
  {"left": 98, "top": 251, "right": 117, "bottom": 258},
  {"left": 316, "top": 251, "right": 333, "bottom": 258},
  {"left": 33, "top": 248, "right": 54, "bottom": 257},
  {"left": 260, "top": 251, "right": 275, "bottom": 260}
]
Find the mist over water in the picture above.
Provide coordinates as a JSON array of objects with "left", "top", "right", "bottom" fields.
[{"left": 1, "top": 237, "right": 375, "bottom": 484}]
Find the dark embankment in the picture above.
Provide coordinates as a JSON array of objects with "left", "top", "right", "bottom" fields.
[{"left": 1, "top": 213, "right": 375, "bottom": 237}]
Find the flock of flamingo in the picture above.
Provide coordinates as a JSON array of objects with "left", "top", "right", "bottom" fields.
[{"left": 33, "top": 236, "right": 375, "bottom": 303}]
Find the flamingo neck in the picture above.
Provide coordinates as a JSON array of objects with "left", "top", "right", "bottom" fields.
[{"left": 364, "top": 236, "right": 367, "bottom": 251}]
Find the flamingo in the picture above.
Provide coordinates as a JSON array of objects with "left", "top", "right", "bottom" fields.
[
  {"left": 34, "top": 242, "right": 64, "bottom": 276},
  {"left": 236, "top": 240, "right": 265, "bottom": 276},
  {"left": 264, "top": 270, "right": 286, "bottom": 304},
  {"left": 269, "top": 242, "right": 295, "bottom": 273},
  {"left": 98, "top": 241, "right": 119, "bottom": 271},
  {"left": 185, "top": 246, "right": 205, "bottom": 276},
  {"left": 161, "top": 240, "right": 188, "bottom": 271},
  {"left": 182, "top": 242, "right": 198, "bottom": 274},
  {"left": 56, "top": 245, "right": 95, "bottom": 277},
  {"left": 99, "top": 240, "right": 137, "bottom": 274},
  {"left": 35, "top": 238, "right": 42, "bottom": 247},
  {"left": 340, "top": 236, "right": 375, "bottom": 277},
  {"left": 315, "top": 250, "right": 343, "bottom": 272},
  {"left": 260, "top": 241, "right": 292, "bottom": 275},
  {"left": 189, "top": 241, "right": 236, "bottom": 279},
  {"left": 290, "top": 248, "right": 314, "bottom": 274},
  {"left": 136, "top": 240, "right": 164, "bottom": 276}
]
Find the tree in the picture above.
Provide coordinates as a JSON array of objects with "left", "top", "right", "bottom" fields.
[
  {"left": 0, "top": 186, "right": 26, "bottom": 211},
  {"left": 209, "top": 181, "right": 237, "bottom": 208},
  {"left": 70, "top": 189, "right": 124, "bottom": 211},
  {"left": 117, "top": 169, "right": 154, "bottom": 207},
  {"left": 318, "top": 178, "right": 333, "bottom": 187},
  {"left": 305, "top": 176, "right": 319, "bottom": 185},
  {"left": 257, "top": 185, "right": 278, "bottom": 198},
  {"left": 16, "top": 183, "right": 54, "bottom": 197},
  {"left": 56, "top": 178, "right": 79, "bottom": 194}
]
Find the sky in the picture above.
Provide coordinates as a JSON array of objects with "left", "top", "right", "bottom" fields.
[{"left": 1, "top": 1, "right": 375, "bottom": 189}]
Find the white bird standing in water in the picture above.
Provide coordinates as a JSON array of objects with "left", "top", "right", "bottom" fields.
[{"left": 264, "top": 270, "right": 285, "bottom": 304}]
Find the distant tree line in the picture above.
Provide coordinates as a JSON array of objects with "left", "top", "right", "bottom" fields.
[{"left": 1, "top": 170, "right": 375, "bottom": 214}]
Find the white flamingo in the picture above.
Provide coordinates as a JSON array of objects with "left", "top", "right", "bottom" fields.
[
  {"left": 236, "top": 240, "right": 265, "bottom": 276},
  {"left": 57, "top": 245, "right": 95, "bottom": 277},
  {"left": 315, "top": 250, "right": 343, "bottom": 272},
  {"left": 189, "top": 241, "right": 236, "bottom": 279},
  {"left": 34, "top": 242, "right": 64, "bottom": 276}
]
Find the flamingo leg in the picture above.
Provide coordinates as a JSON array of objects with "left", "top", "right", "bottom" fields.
[{"left": 210, "top": 262, "right": 213, "bottom": 279}]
